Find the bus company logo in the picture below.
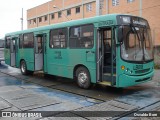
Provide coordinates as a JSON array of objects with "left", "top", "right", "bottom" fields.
[{"left": 2, "top": 112, "right": 11, "bottom": 117}]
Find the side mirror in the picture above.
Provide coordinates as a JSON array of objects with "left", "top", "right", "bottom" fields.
[{"left": 118, "top": 26, "right": 123, "bottom": 42}]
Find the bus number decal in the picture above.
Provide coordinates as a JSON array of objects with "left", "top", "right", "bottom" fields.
[
  {"left": 133, "top": 65, "right": 143, "bottom": 70},
  {"left": 54, "top": 51, "right": 62, "bottom": 59}
]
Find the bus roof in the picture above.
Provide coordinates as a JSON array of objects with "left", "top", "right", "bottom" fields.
[{"left": 5, "top": 13, "right": 130, "bottom": 36}]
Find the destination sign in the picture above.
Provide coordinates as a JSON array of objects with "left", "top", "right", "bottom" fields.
[{"left": 98, "top": 20, "right": 113, "bottom": 27}]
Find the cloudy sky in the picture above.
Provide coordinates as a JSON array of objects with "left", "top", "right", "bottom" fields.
[{"left": 0, "top": 0, "right": 50, "bottom": 38}]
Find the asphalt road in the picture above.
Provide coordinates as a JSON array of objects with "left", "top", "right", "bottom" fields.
[{"left": 0, "top": 63, "right": 160, "bottom": 120}]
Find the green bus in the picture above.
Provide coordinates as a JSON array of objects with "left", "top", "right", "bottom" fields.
[{"left": 4, "top": 14, "right": 154, "bottom": 89}]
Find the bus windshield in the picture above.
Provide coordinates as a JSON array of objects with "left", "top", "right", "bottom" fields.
[{"left": 121, "top": 25, "right": 153, "bottom": 62}]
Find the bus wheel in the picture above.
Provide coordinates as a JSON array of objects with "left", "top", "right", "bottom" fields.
[
  {"left": 76, "top": 67, "right": 91, "bottom": 89},
  {"left": 20, "top": 60, "right": 28, "bottom": 75}
]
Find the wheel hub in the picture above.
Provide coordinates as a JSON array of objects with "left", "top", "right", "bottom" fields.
[{"left": 78, "top": 72, "right": 87, "bottom": 84}]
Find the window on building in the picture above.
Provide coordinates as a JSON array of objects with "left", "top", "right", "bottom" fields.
[
  {"left": 51, "top": 13, "right": 54, "bottom": 19},
  {"left": 112, "top": 0, "right": 119, "bottom": 6},
  {"left": 29, "top": 20, "right": 31, "bottom": 25},
  {"left": 50, "top": 28, "right": 67, "bottom": 48},
  {"left": 76, "top": 7, "right": 80, "bottom": 13},
  {"left": 67, "top": 9, "right": 71, "bottom": 16},
  {"left": 86, "top": 3, "right": 92, "bottom": 12},
  {"left": 23, "top": 33, "right": 34, "bottom": 48},
  {"left": 39, "top": 17, "right": 42, "bottom": 22},
  {"left": 69, "top": 24, "right": 94, "bottom": 48},
  {"left": 33, "top": 19, "right": 36, "bottom": 24},
  {"left": 44, "top": 15, "right": 48, "bottom": 21},
  {"left": 100, "top": 0, "right": 104, "bottom": 9},
  {"left": 127, "top": 0, "right": 135, "bottom": 3},
  {"left": 58, "top": 11, "right": 62, "bottom": 18}
]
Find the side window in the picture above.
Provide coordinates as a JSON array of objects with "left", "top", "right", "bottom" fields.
[
  {"left": 5, "top": 37, "right": 11, "bottom": 49},
  {"left": 10, "top": 39, "right": 15, "bottom": 53},
  {"left": 69, "top": 24, "right": 94, "bottom": 48},
  {"left": 50, "top": 28, "right": 67, "bottom": 48},
  {"left": 103, "top": 29, "right": 112, "bottom": 51},
  {"left": 19, "top": 34, "right": 23, "bottom": 49},
  {"left": 23, "top": 33, "right": 34, "bottom": 48},
  {"left": 35, "top": 36, "right": 43, "bottom": 53}
]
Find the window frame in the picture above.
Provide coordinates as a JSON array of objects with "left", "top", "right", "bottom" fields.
[
  {"left": 58, "top": 11, "right": 62, "bottom": 18},
  {"left": 51, "top": 13, "right": 55, "bottom": 19},
  {"left": 33, "top": 19, "right": 36, "bottom": 24},
  {"left": 127, "top": 0, "right": 135, "bottom": 3},
  {"left": 44, "top": 15, "right": 48, "bottom": 21},
  {"left": 67, "top": 9, "right": 71, "bottom": 16},
  {"left": 86, "top": 3, "right": 92, "bottom": 12},
  {"left": 39, "top": 17, "right": 42, "bottom": 22},
  {"left": 28, "top": 20, "right": 31, "bottom": 25},
  {"left": 112, "top": 0, "right": 119, "bottom": 6},
  {"left": 50, "top": 27, "right": 68, "bottom": 49},
  {"left": 69, "top": 24, "right": 94, "bottom": 49},
  {"left": 75, "top": 6, "right": 80, "bottom": 14}
]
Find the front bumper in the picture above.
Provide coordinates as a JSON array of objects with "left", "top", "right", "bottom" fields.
[{"left": 117, "top": 70, "right": 154, "bottom": 88}]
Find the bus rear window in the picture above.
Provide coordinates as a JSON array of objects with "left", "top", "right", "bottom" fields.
[{"left": 69, "top": 24, "right": 94, "bottom": 48}]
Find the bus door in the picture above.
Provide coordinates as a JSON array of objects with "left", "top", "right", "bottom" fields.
[
  {"left": 10, "top": 38, "right": 16, "bottom": 67},
  {"left": 34, "top": 34, "right": 44, "bottom": 71},
  {"left": 97, "top": 27, "right": 116, "bottom": 85},
  {"left": 43, "top": 34, "right": 47, "bottom": 73},
  {"left": 97, "top": 29, "right": 103, "bottom": 82}
]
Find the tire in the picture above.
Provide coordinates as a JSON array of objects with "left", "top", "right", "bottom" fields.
[
  {"left": 76, "top": 67, "right": 91, "bottom": 89},
  {"left": 20, "top": 60, "right": 28, "bottom": 75}
]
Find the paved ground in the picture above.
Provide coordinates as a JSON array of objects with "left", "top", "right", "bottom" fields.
[{"left": 0, "top": 62, "right": 160, "bottom": 120}]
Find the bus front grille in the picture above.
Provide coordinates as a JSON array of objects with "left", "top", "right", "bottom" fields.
[
  {"left": 135, "top": 68, "right": 150, "bottom": 74},
  {"left": 135, "top": 77, "right": 151, "bottom": 82}
]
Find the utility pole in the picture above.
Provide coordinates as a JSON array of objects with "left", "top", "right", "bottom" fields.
[
  {"left": 21, "top": 8, "right": 23, "bottom": 30},
  {"left": 139, "top": 0, "right": 142, "bottom": 17},
  {"left": 106, "top": 0, "right": 109, "bottom": 14},
  {"left": 96, "top": 0, "right": 100, "bottom": 16},
  {"left": 82, "top": 0, "right": 84, "bottom": 18}
]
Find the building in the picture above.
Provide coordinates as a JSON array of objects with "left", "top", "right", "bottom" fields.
[{"left": 27, "top": 0, "right": 160, "bottom": 47}]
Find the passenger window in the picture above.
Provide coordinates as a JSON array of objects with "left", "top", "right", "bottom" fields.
[
  {"left": 10, "top": 40, "right": 15, "bottom": 53},
  {"left": 50, "top": 28, "right": 67, "bottom": 48},
  {"left": 19, "top": 34, "right": 23, "bottom": 49},
  {"left": 69, "top": 24, "right": 94, "bottom": 48},
  {"left": 35, "top": 36, "right": 43, "bottom": 53},
  {"left": 23, "top": 33, "right": 34, "bottom": 48},
  {"left": 5, "top": 37, "right": 11, "bottom": 49}
]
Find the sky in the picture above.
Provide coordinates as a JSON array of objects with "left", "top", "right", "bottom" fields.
[{"left": 0, "top": 0, "right": 50, "bottom": 39}]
